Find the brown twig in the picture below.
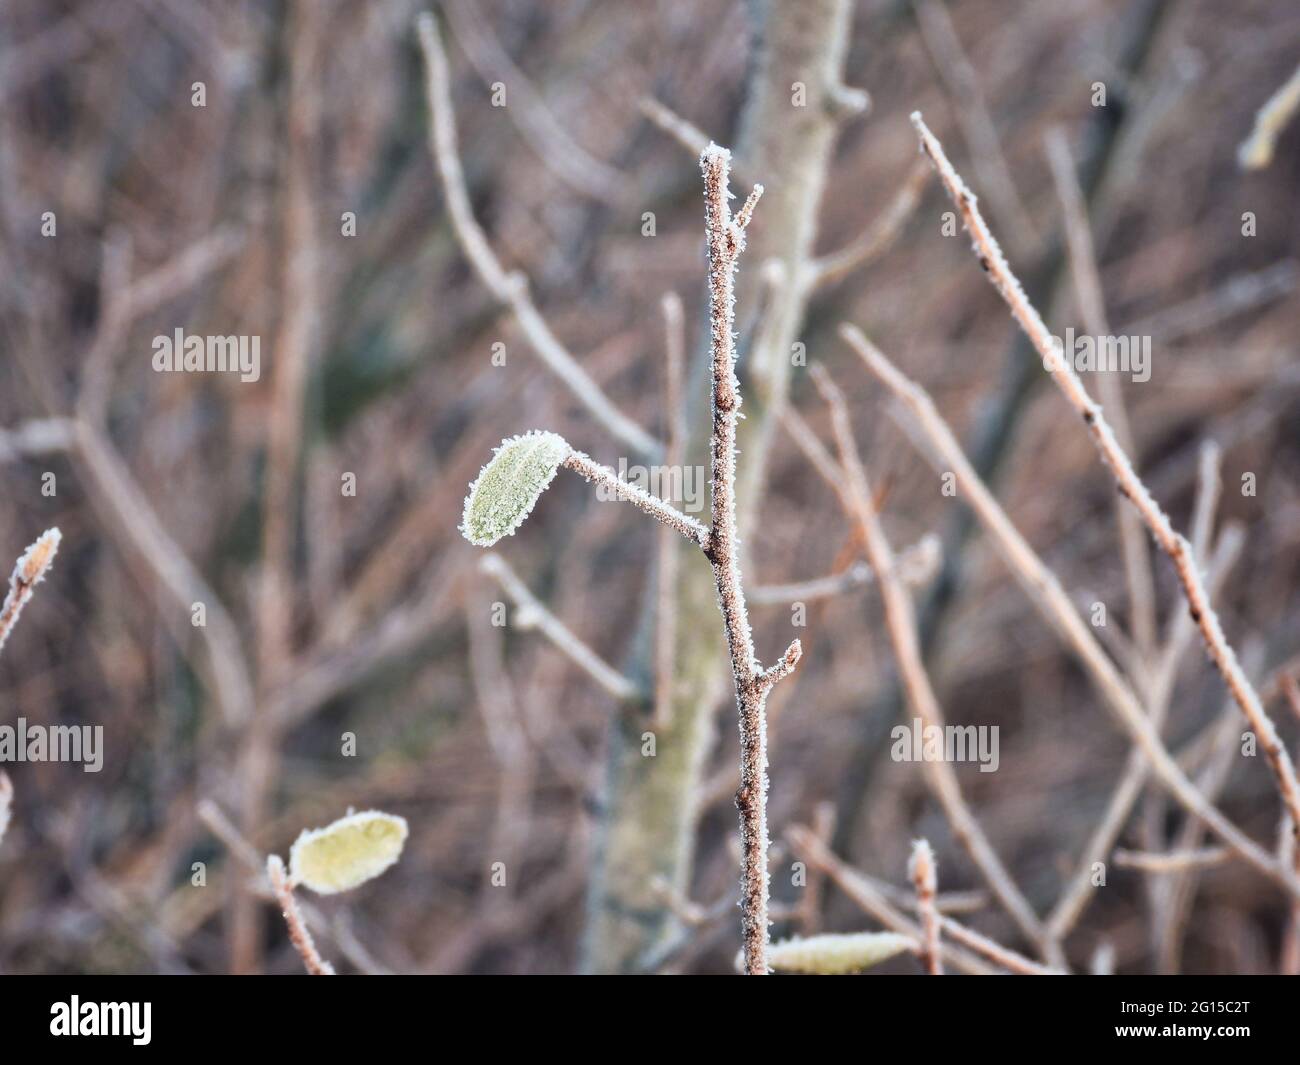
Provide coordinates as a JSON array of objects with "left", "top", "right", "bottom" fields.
[
  {"left": 0, "top": 527, "right": 61, "bottom": 656},
  {"left": 266, "top": 855, "right": 335, "bottom": 976},
  {"left": 701, "top": 144, "right": 801, "bottom": 975},
  {"left": 909, "top": 838, "right": 942, "bottom": 975}
]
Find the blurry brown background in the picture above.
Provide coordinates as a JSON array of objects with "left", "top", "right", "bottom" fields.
[{"left": 1, "top": 0, "right": 1298, "bottom": 975}]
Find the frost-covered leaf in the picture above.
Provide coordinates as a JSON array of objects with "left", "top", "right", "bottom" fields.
[
  {"left": 461, "top": 431, "right": 571, "bottom": 547},
  {"left": 763, "top": 932, "right": 914, "bottom": 974},
  {"left": 289, "top": 810, "right": 409, "bottom": 895}
]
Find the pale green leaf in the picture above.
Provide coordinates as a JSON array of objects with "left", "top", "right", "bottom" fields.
[
  {"left": 461, "top": 431, "right": 571, "bottom": 547},
  {"left": 289, "top": 810, "right": 409, "bottom": 895},
  {"left": 764, "top": 932, "right": 914, "bottom": 974}
]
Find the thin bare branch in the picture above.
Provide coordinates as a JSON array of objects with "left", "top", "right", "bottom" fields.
[
  {"left": 561, "top": 450, "right": 707, "bottom": 547},
  {"left": 1114, "top": 847, "right": 1230, "bottom": 873},
  {"left": 443, "top": 0, "right": 623, "bottom": 202},
  {"left": 480, "top": 553, "right": 642, "bottom": 704},
  {"left": 909, "top": 838, "right": 942, "bottom": 975},
  {"left": 750, "top": 533, "right": 941, "bottom": 605},
  {"left": 640, "top": 94, "right": 707, "bottom": 149},
  {"left": 809, "top": 157, "right": 930, "bottom": 288},
  {"left": 416, "top": 12, "right": 660, "bottom": 459}
]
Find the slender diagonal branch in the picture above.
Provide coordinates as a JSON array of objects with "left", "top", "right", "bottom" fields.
[
  {"left": 843, "top": 324, "right": 1300, "bottom": 897},
  {"left": 416, "top": 12, "right": 661, "bottom": 459},
  {"left": 480, "top": 553, "right": 643, "bottom": 705},
  {"left": 912, "top": 111, "right": 1300, "bottom": 850}
]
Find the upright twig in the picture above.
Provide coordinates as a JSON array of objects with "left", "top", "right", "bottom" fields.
[
  {"left": 0, "top": 527, "right": 61, "bottom": 656},
  {"left": 700, "top": 144, "right": 801, "bottom": 975},
  {"left": 456, "top": 145, "right": 800, "bottom": 973},
  {"left": 587, "top": 0, "right": 860, "bottom": 972},
  {"left": 266, "top": 855, "right": 336, "bottom": 976},
  {"left": 909, "top": 838, "right": 942, "bottom": 975},
  {"left": 912, "top": 111, "right": 1300, "bottom": 851}
]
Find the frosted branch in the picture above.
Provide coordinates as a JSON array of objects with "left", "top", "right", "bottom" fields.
[{"left": 0, "top": 528, "right": 61, "bottom": 657}]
